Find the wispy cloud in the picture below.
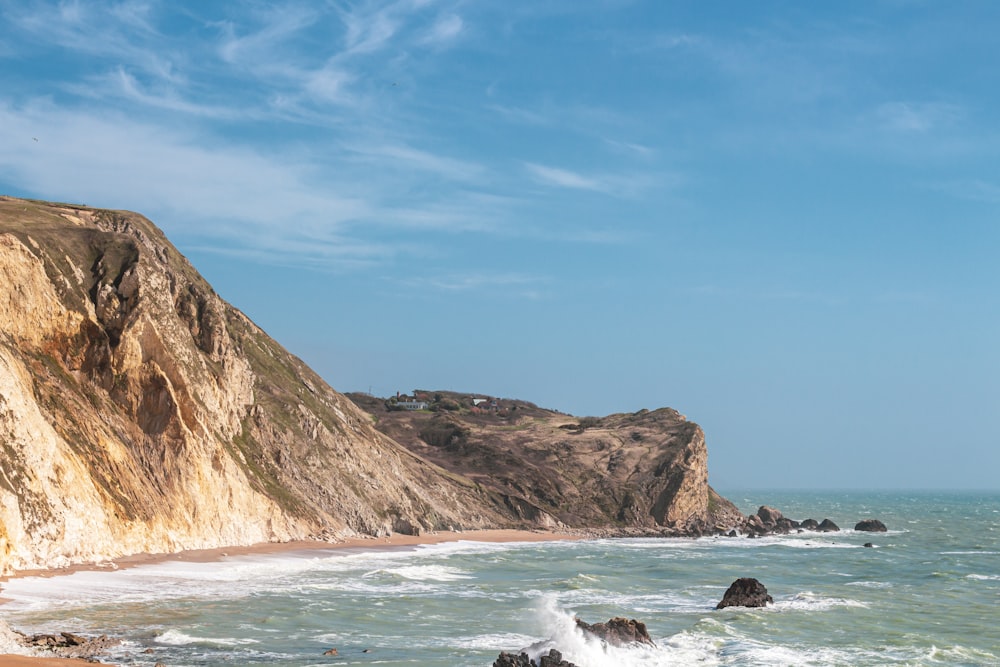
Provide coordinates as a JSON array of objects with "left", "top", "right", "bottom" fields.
[
  {"left": 523, "top": 162, "right": 665, "bottom": 198},
  {"left": 525, "top": 163, "right": 603, "bottom": 191},
  {"left": 930, "top": 179, "right": 1000, "bottom": 204},
  {"left": 420, "top": 13, "right": 464, "bottom": 46},
  {"left": 399, "top": 272, "right": 547, "bottom": 298},
  {"left": 874, "top": 101, "right": 963, "bottom": 133}
]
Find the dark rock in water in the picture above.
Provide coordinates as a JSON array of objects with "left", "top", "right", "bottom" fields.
[
  {"left": 494, "top": 652, "right": 534, "bottom": 667},
  {"left": 575, "top": 617, "right": 655, "bottom": 646},
  {"left": 773, "top": 517, "right": 799, "bottom": 534},
  {"left": 800, "top": 518, "right": 820, "bottom": 530},
  {"left": 494, "top": 649, "right": 577, "bottom": 667},
  {"left": 855, "top": 519, "right": 887, "bottom": 532},
  {"left": 728, "top": 529, "right": 738, "bottom": 537},
  {"left": 539, "top": 649, "right": 576, "bottom": 667},
  {"left": 864, "top": 542, "right": 874, "bottom": 548},
  {"left": 716, "top": 577, "right": 773, "bottom": 609},
  {"left": 817, "top": 519, "right": 840, "bottom": 532},
  {"left": 323, "top": 647, "right": 338, "bottom": 655}
]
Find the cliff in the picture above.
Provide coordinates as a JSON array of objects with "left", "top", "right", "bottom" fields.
[
  {"left": 347, "top": 392, "right": 743, "bottom": 533},
  {"left": 0, "top": 196, "right": 739, "bottom": 575},
  {"left": 0, "top": 196, "right": 513, "bottom": 574}
]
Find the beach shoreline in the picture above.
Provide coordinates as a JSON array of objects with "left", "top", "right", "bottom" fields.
[
  {"left": 0, "top": 529, "right": 580, "bottom": 665},
  {"left": 1, "top": 528, "right": 580, "bottom": 585}
]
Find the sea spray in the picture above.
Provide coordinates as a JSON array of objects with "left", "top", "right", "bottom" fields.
[{"left": 521, "top": 596, "right": 672, "bottom": 667}]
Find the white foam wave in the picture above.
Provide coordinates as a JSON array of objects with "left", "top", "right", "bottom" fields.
[
  {"left": 155, "top": 629, "right": 260, "bottom": 646},
  {"left": 382, "top": 564, "right": 473, "bottom": 582},
  {"left": 523, "top": 595, "right": 679, "bottom": 667},
  {"left": 966, "top": 573, "right": 1000, "bottom": 581},
  {"left": 844, "top": 580, "right": 892, "bottom": 589},
  {"left": 771, "top": 591, "right": 867, "bottom": 611}
]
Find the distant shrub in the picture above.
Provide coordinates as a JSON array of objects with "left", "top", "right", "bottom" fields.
[{"left": 419, "top": 418, "right": 469, "bottom": 452}]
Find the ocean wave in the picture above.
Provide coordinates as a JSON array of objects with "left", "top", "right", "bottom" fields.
[
  {"left": 155, "top": 629, "right": 260, "bottom": 646},
  {"left": 844, "top": 580, "right": 893, "bottom": 589},
  {"left": 771, "top": 591, "right": 867, "bottom": 611},
  {"left": 381, "top": 564, "right": 474, "bottom": 582},
  {"left": 965, "top": 573, "right": 1000, "bottom": 581}
]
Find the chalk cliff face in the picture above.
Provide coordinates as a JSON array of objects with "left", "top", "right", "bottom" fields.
[
  {"left": 0, "top": 197, "right": 509, "bottom": 574},
  {"left": 0, "top": 196, "right": 739, "bottom": 575}
]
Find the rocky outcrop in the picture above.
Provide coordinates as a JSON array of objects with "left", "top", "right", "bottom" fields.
[
  {"left": 0, "top": 197, "right": 514, "bottom": 573},
  {"left": 855, "top": 519, "right": 887, "bottom": 532},
  {"left": 575, "top": 617, "right": 655, "bottom": 646},
  {"left": 716, "top": 577, "right": 773, "bottom": 609}
]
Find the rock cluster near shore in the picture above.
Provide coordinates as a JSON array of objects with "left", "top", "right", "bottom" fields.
[{"left": 738, "top": 505, "right": 887, "bottom": 538}]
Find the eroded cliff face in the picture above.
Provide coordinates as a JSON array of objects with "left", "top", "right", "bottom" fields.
[
  {"left": 0, "top": 196, "right": 738, "bottom": 574},
  {"left": 0, "top": 197, "right": 505, "bottom": 574}
]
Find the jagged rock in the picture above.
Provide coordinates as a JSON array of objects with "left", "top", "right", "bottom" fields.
[
  {"left": 855, "top": 519, "right": 887, "bottom": 532},
  {"left": 493, "top": 650, "right": 577, "bottom": 667},
  {"left": 817, "top": 519, "right": 840, "bottom": 532},
  {"left": 575, "top": 616, "right": 655, "bottom": 646},
  {"left": 494, "top": 652, "right": 533, "bottom": 667},
  {"left": 539, "top": 649, "right": 576, "bottom": 667},
  {"left": 756, "top": 505, "right": 783, "bottom": 527},
  {"left": 716, "top": 577, "right": 773, "bottom": 609},
  {"left": 22, "top": 631, "right": 120, "bottom": 658}
]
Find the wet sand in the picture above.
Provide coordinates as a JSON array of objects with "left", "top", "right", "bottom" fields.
[{"left": 0, "top": 656, "right": 94, "bottom": 666}]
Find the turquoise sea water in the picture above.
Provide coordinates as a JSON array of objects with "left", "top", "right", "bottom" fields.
[{"left": 2, "top": 491, "right": 998, "bottom": 666}]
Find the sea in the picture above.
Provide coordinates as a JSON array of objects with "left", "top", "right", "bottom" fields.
[{"left": 1, "top": 491, "right": 998, "bottom": 666}]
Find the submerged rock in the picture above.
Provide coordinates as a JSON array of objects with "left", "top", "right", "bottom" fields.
[
  {"left": 855, "top": 519, "right": 887, "bottom": 532},
  {"left": 575, "top": 616, "right": 655, "bottom": 646},
  {"left": 717, "top": 577, "right": 773, "bottom": 609}
]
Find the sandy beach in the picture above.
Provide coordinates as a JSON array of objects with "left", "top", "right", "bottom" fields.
[
  {"left": 0, "top": 656, "right": 95, "bottom": 666},
  {"left": 0, "top": 529, "right": 578, "bottom": 666},
  {"left": 1, "top": 528, "right": 579, "bottom": 583}
]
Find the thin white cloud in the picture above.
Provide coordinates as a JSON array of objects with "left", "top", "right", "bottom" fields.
[
  {"left": 874, "top": 102, "right": 963, "bottom": 133},
  {"left": 217, "top": 6, "right": 318, "bottom": 65},
  {"left": 523, "top": 162, "right": 664, "bottom": 198},
  {"left": 398, "top": 272, "right": 547, "bottom": 298},
  {"left": 930, "top": 179, "right": 1000, "bottom": 204},
  {"left": 525, "top": 163, "right": 603, "bottom": 191},
  {"left": 420, "top": 13, "right": 463, "bottom": 45},
  {"left": 344, "top": 143, "right": 485, "bottom": 182}
]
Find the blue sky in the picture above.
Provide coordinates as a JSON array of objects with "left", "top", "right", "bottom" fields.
[{"left": 1, "top": 1, "right": 998, "bottom": 490}]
